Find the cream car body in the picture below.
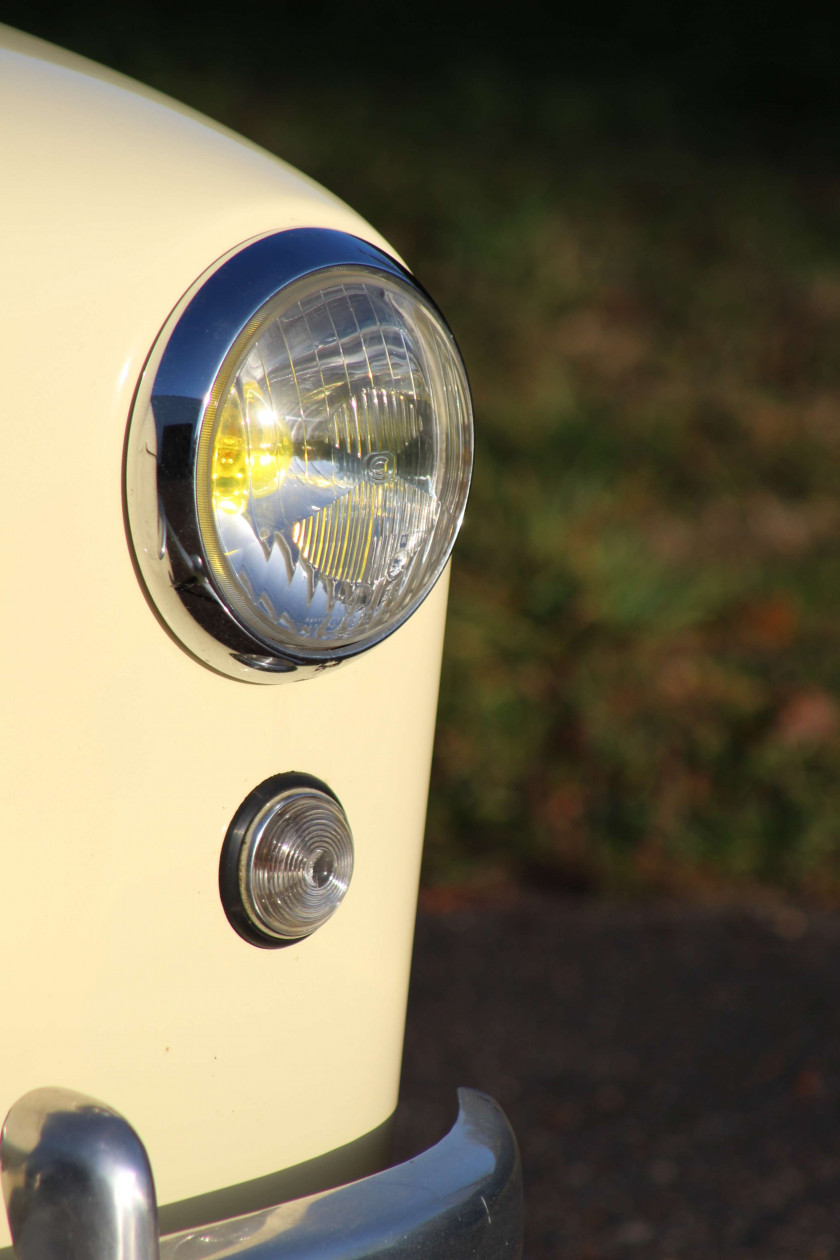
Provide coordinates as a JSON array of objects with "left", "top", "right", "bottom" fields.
[{"left": 0, "top": 26, "right": 520, "bottom": 1259}]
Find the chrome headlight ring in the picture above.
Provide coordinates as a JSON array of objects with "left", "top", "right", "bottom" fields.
[{"left": 125, "top": 228, "right": 473, "bottom": 683}]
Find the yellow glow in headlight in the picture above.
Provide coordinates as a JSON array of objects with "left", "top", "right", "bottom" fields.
[{"left": 211, "top": 385, "right": 292, "bottom": 517}]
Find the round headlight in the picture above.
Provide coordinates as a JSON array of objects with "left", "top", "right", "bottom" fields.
[{"left": 125, "top": 229, "right": 473, "bottom": 681}]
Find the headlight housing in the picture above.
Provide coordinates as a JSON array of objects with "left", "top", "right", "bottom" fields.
[{"left": 125, "top": 229, "right": 473, "bottom": 681}]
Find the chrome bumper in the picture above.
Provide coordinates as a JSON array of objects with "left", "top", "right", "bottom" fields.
[{"left": 1, "top": 1087, "right": 522, "bottom": 1260}]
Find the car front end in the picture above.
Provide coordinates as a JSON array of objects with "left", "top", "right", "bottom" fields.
[{"left": 0, "top": 24, "right": 521, "bottom": 1260}]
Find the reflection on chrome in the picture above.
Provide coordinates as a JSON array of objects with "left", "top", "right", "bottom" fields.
[
  {"left": 0, "top": 1087, "right": 159, "bottom": 1260},
  {"left": 1, "top": 1088, "right": 521, "bottom": 1260}
]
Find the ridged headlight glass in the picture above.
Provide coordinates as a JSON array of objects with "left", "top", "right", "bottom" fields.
[
  {"left": 197, "top": 269, "right": 471, "bottom": 655},
  {"left": 125, "top": 229, "right": 473, "bottom": 679}
]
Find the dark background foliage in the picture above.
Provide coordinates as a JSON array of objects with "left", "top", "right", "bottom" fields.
[{"left": 9, "top": 2, "right": 840, "bottom": 898}]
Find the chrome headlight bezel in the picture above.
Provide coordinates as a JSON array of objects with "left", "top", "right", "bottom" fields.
[{"left": 124, "top": 228, "right": 473, "bottom": 682}]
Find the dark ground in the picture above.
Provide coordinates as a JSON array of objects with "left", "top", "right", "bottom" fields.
[{"left": 394, "top": 894, "right": 840, "bottom": 1259}]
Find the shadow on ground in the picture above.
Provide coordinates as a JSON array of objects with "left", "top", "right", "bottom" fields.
[{"left": 394, "top": 893, "right": 840, "bottom": 1259}]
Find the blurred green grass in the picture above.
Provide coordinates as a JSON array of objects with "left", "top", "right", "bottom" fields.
[{"left": 12, "top": 5, "right": 840, "bottom": 897}]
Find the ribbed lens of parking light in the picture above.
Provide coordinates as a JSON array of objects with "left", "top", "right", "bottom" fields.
[
  {"left": 195, "top": 268, "right": 472, "bottom": 658},
  {"left": 241, "top": 789, "right": 354, "bottom": 940}
]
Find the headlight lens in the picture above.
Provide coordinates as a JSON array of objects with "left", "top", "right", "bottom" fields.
[
  {"left": 126, "top": 229, "right": 473, "bottom": 680},
  {"left": 197, "top": 269, "right": 470, "bottom": 656}
]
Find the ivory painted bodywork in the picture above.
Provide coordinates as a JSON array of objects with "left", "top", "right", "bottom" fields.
[{"left": 0, "top": 28, "right": 448, "bottom": 1249}]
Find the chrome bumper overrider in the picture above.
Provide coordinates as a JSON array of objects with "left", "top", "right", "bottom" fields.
[{"left": 1, "top": 1087, "right": 522, "bottom": 1260}]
